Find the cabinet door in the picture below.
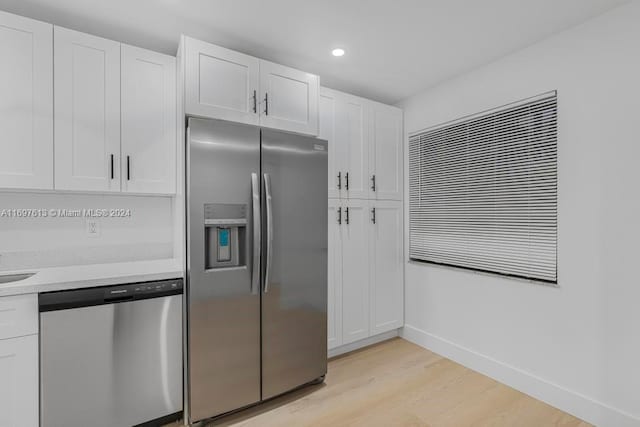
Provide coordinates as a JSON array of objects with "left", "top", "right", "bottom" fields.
[
  {"left": 341, "top": 199, "right": 369, "bottom": 344},
  {"left": 320, "top": 88, "right": 346, "bottom": 199},
  {"left": 0, "top": 11, "right": 53, "bottom": 190},
  {"left": 370, "top": 104, "right": 403, "bottom": 200},
  {"left": 339, "top": 94, "right": 369, "bottom": 199},
  {"left": 327, "top": 200, "right": 343, "bottom": 350},
  {"left": 121, "top": 45, "right": 176, "bottom": 194},
  {"left": 259, "top": 60, "right": 319, "bottom": 136},
  {"left": 184, "top": 37, "right": 259, "bottom": 125},
  {"left": 54, "top": 27, "right": 121, "bottom": 191},
  {"left": 369, "top": 201, "right": 404, "bottom": 335},
  {"left": 0, "top": 335, "right": 39, "bottom": 427}
]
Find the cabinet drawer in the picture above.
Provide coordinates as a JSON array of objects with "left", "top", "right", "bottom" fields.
[{"left": 0, "top": 294, "right": 38, "bottom": 340}]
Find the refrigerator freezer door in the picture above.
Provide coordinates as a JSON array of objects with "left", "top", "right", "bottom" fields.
[
  {"left": 261, "top": 130, "right": 328, "bottom": 400},
  {"left": 187, "top": 118, "right": 261, "bottom": 422}
]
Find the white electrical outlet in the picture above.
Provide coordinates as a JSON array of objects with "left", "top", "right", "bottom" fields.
[{"left": 86, "top": 219, "right": 101, "bottom": 237}]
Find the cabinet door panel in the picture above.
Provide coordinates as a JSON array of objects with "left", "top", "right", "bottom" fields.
[
  {"left": 341, "top": 200, "right": 369, "bottom": 344},
  {"left": 54, "top": 27, "right": 121, "bottom": 191},
  {"left": 0, "top": 11, "right": 53, "bottom": 189},
  {"left": 0, "top": 294, "right": 38, "bottom": 340},
  {"left": 370, "top": 201, "right": 404, "bottom": 335},
  {"left": 370, "top": 104, "right": 403, "bottom": 200},
  {"left": 327, "top": 200, "right": 343, "bottom": 350},
  {"left": 0, "top": 335, "right": 39, "bottom": 427},
  {"left": 320, "top": 89, "right": 345, "bottom": 198},
  {"left": 185, "top": 37, "right": 259, "bottom": 125},
  {"left": 259, "top": 60, "right": 318, "bottom": 136},
  {"left": 121, "top": 45, "right": 176, "bottom": 194},
  {"left": 339, "top": 95, "right": 368, "bottom": 199}
]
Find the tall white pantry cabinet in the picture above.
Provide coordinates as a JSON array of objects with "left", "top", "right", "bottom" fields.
[{"left": 320, "top": 87, "right": 404, "bottom": 351}]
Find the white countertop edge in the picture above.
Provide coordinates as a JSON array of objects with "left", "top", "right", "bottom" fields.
[{"left": 0, "top": 258, "right": 184, "bottom": 297}]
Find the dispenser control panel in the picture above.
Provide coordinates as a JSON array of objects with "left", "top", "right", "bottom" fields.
[
  {"left": 217, "top": 228, "right": 231, "bottom": 261},
  {"left": 204, "top": 203, "right": 247, "bottom": 269}
]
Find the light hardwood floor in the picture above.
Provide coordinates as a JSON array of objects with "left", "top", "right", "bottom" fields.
[{"left": 179, "top": 338, "right": 590, "bottom": 426}]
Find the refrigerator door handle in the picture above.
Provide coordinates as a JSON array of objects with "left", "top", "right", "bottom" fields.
[
  {"left": 251, "top": 173, "right": 261, "bottom": 294},
  {"left": 263, "top": 173, "right": 274, "bottom": 293}
]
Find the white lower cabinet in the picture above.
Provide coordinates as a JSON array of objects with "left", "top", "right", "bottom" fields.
[
  {"left": 327, "top": 200, "right": 343, "bottom": 349},
  {"left": 341, "top": 199, "right": 370, "bottom": 345},
  {"left": 369, "top": 201, "right": 404, "bottom": 334},
  {"left": 0, "top": 334, "right": 39, "bottom": 427},
  {"left": 328, "top": 199, "right": 403, "bottom": 350}
]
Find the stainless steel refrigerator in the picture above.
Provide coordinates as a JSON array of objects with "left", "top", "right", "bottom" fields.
[{"left": 186, "top": 117, "right": 328, "bottom": 423}]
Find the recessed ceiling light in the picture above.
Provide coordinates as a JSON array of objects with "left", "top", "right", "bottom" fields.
[{"left": 332, "top": 48, "right": 345, "bottom": 57}]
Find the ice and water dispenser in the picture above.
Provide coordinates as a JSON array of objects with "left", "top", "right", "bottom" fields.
[{"left": 204, "top": 203, "right": 247, "bottom": 269}]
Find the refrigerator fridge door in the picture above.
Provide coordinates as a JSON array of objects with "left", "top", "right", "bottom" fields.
[
  {"left": 187, "top": 118, "right": 261, "bottom": 422},
  {"left": 261, "top": 129, "right": 328, "bottom": 400}
]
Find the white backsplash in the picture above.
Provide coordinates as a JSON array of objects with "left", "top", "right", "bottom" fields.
[{"left": 0, "top": 192, "right": 174, "bottom": 271}]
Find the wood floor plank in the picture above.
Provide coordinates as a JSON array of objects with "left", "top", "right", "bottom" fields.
[{"left": 189, "top": 338, "right": 590, "bottom": 427}]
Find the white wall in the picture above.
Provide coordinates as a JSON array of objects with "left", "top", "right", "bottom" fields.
[
  {"left": 398, "top": 2, "right": 640, "bottom": 425},
  {"left": 0, "top": 192, "right": 174, "bottom": 270}
]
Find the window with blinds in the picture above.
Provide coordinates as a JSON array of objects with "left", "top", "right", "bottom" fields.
[{"left": 409, "top": 92, "right": 557, "bottom": 283}]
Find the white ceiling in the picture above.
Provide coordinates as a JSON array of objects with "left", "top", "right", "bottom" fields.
[{"left": 0, "top": 0, "right": 628, "bottom": 104}]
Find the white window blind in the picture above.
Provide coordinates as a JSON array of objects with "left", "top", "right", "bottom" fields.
[{"left": 409, "top": 92, "right": 557, "bottom": 283}]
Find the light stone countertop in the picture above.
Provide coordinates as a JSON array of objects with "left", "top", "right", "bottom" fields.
[{"left": 0, "top": 258, "right": 183, "bottom": 297}]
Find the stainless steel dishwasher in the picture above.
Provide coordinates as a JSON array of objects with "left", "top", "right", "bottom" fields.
[{"left": 39, "top": 279, "right": 183, "bottom": 427}]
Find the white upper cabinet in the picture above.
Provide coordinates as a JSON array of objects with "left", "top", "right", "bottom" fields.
[
  {"left": 259, "top": 60, "right": 319, "bottom": 136},
  {"left": 121, "top": 45, "right": 176, "bottom": 194},
  {"left": 184, "top": 37, "right": 259, "bottom": 126},
  {"left": 181, "top": 37, "right": 319, "bottom": 136},
  {"left": 0, "top": 11, "right": 176, "bottom": 195},
  {"left": 369, "top": 201, "right": 404, "bottom": 335},
  {"left": 0, "top": 11, "right": 53, "bottom": 190},
  {"left": 54, "top": 27, "right": 121, "bottom": 192},
  {"left": 319, "top": 87, "right": 403, "bottom": 202},
  {"left": 369, "top": 103, "right": 403, "bottom": 200},
  {"left": 340, "top": 94, "right": 369, "bottom": 199},
  {"left": 320, "top": 88, "right": 344, "bottom": 199}
]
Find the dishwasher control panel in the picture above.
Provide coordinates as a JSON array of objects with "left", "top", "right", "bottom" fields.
[
  {"left": 104, "top": 281, "right": 182, "bottom": 300},
  {"left": 39, "top": 279, "right": 184, "bottom": 312}
]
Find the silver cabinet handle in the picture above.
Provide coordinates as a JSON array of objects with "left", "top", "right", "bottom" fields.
[
  {"left": 345, "top": 172, "right": 349, "bottom": 190},
  {"left": 371, "top": 174, "right": 376, "bottom": 192},
  {"left": 126, "top": 155, "right": 131, "bottom": 181},
  {"left": 252, "top": 90, "right": 257, "bottom": 114},
  {"left": 263, "top": 173, "right": 273, "bottom": 293},
  {"left": 371, "top": 207, "right": 376, "bottom": 224},
  {"left": 337, "top": 172, "right": 342, "bottom": 190},
  {"left": 337, "top": 207, "right": 342, "bottom": 225},
  {"left": 251, "top": 173, "right": 260, "bottom": 294},
  {"left": 264, "top": 93, "right": 269, "bottom": 116},
  {"left": 110, "top": 154, "right": 114, "bottom": 180},
  {"left": 345, "top": 206, "right": 349, "bottom": 225}
]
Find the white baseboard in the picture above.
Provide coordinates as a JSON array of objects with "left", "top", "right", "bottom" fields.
[
  {"left": 401, "top": 325, "right": 639, "bottom": 427},
  {"left": 328, "top": 329, "right": 399, "bottom": 358}
]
